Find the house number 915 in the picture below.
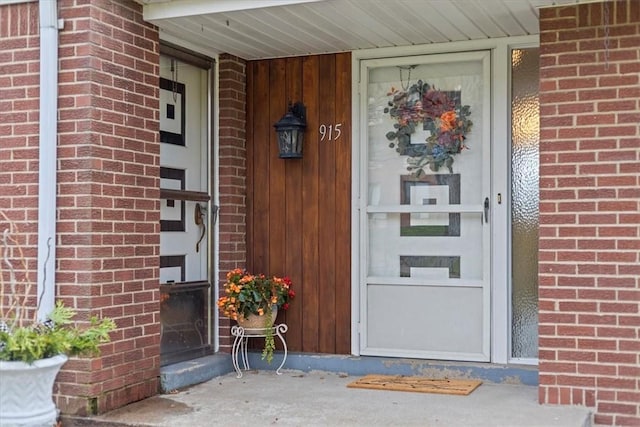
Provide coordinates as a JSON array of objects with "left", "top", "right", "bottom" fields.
[{"left": 319, "top": 123, "right": 342, "bottom": 141}]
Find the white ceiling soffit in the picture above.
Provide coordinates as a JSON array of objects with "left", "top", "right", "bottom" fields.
[{"left": 142, "top": 0, "right": 585, "bottom": 60}]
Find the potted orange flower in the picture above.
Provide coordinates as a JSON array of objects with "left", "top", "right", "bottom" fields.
[{"left": 217, "top": 268, "right": 294, "bottom": 362}]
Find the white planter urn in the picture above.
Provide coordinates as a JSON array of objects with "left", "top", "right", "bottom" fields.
[{"left": 0, "top": 354, "right": 68, "bottom": 427}]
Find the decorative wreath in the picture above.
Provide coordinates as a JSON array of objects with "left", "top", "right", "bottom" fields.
[{"left": 384, "top": 80, "right": 473, "bottom": 176}]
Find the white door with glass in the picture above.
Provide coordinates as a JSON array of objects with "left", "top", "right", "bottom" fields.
[
  {"left": 359, "top": 51, "right": 491, "bottom": 362},
  {"left": 159, "top": 57, "right": 209, "bottom": 283},
  {"left": 159, "top": 55, "right": 212, "bottom": 365}
]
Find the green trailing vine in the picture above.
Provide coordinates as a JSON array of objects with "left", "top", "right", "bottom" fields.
[{"left": 261, "top": 307, "right": 275, "bottom": 364}]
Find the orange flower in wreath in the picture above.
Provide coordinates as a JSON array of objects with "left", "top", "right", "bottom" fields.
[{"left": 440, "top": 110, "right": 457, "bottom": 132}]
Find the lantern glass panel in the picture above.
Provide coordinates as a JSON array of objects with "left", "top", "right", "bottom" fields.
[{"left": 278, "top": 128, "right": 303, "bottom": 158}]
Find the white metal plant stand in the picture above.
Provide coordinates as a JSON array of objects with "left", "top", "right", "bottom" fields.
[{"left": 230, "top": 323, "right": 288, "bottom": 378}]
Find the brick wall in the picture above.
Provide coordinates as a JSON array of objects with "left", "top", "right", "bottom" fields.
[
  {"left": 538, "top": 1, "right": 640, "bottom": 425},
  {"left": 217, "top": 53, "right": 247, "bottom": 351},
  {"left": 1, "top": 0, "right": 161, "bottom": 416},
  {"left": 0, "top": 2, "right": 40, "bottom": 317},
  {"left": 56, "top": 0, "right": 161, "bottom": 414}
]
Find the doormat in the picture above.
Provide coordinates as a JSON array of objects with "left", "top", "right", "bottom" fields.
[{"left": 347, "top": 375, "right": 482, "bottom": 396}]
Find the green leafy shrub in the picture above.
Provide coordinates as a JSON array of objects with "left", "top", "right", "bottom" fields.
[
  {"left": 1, "top": 214, "right": 116, "bottom": 364},
  {"left": 0, "top": 301, "right": 116, "bottom": 363}
]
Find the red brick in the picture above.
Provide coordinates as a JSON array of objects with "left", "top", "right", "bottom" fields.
[
  {"left": 618, "top": 365, "right": 640, "bottom": 377},
  {"left": 597, "top": 276, "right": 637, "bottom": 288},
  {"left": 599, "top": 302, "right": 638, "bottom": 314},
  {"left": 578, "top": 363, "right": 617, "bottom": 376},
  {"left": 597, "top": 402, "right": 639, "bottom": 415},
  {"left": 594, "top": 414, "right": 614, "bottom": 425},
  {"left": 556, "top": 374, "right": 596, "bottom": 387},
  {"left": 598, "top": 352, "right": 638, "bottom": 364},
  {"left": 614, "top": 416, "right": 640, "bottom": 426},
  {"left": 578, "top": 314, "right": 618, "bottom": 325}
]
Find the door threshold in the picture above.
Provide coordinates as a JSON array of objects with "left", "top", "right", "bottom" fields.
[
  {"left": 159, "top": 353, "right": 232, "bottom": 392},
  {"left": 245, "top": 352, "right": 539, "bottom": 386}
]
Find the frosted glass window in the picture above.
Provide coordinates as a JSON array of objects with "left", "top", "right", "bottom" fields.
[{"left": 511, "top": 48, "right": 539, "bottom": 359}]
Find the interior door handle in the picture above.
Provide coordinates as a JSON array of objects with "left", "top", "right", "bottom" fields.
[
  {"left": 195, "top": 203, "right": 206, "bottom": 252},
  {"left": 483, "top": 197, "right": 489, "bottom": 223}
]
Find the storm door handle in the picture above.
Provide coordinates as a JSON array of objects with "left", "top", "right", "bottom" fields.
[{"left": 483, "top": 197, "right": 490, "bottom": 223}]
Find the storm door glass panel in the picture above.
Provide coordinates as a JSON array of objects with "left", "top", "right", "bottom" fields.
[
  {"left": 362, "top": 51, "right": 491, "bottom": 362},
  {"left": 511, "top": 48, "right": 540, "bottom": 359}
]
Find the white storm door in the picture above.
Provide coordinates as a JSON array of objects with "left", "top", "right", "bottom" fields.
[
  {"left": 360, "top": 51, "right": 491, "bottom": 362},
  {"left": 159, "top": 57, "right": 209, "bottom": 284}
]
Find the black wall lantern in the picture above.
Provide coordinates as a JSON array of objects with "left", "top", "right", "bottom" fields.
[{"left": 274, "top": 102, "right": 306, "bottom": 159}]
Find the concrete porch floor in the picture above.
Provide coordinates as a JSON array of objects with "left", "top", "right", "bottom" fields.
[{"left": 64, "top": 354, "right": 592, "bottom": 427}]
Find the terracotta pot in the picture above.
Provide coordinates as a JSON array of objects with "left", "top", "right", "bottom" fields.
[{"left": 237, "top": 306, "right": 278, "bottom": 329}]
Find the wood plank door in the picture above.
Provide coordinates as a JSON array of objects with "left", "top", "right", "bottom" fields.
[
  {"left": 245, "top": 53, "right": 352, "bottom": 355},
  {"left": 358, "top": 51, "right": 491, "bottom": 361}
]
